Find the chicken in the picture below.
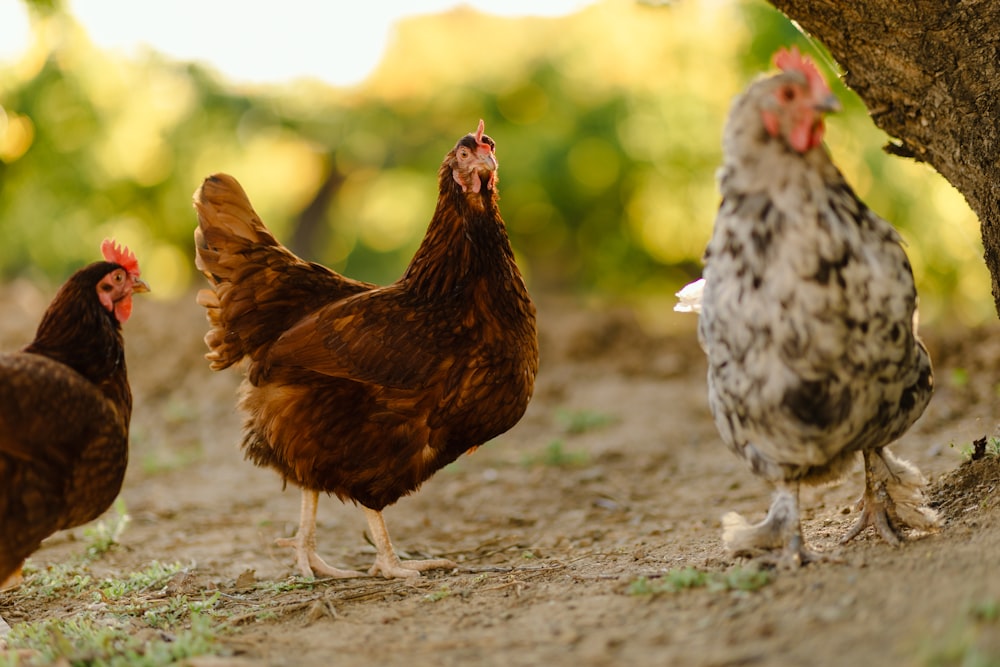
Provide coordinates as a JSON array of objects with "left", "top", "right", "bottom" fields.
[
  {"left": 193, "top": 120, "right": 539, "bottom": 579},
  {"left": 691, "top": 47, "right": 937, "bottom": 565},
  {"left": 0, "top": 240, "right": 148, "bottom": 586}
]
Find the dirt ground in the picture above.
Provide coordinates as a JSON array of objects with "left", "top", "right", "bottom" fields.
[{"left": 2, "top": 283, "right": 1000, "bottom": 666}]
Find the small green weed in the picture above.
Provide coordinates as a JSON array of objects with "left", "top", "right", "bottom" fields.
[
  {"left": 557, "top": 408, "right": 618, "bottom": 435},
  {"left": 971, "top": 599, "right": 1000, "bottom": 623},
  {"left": 254, "top": 577, "right": 319, "bottom": 594},
  {"left": 17, "top": 561, "right": 93, "bottom": 600},
  {"left": 2, "top": 561, "right": 227, "bottom": 666},
  {"left": 921, "top": 597, "right": 1000, "bottom": 667},
  {"left": 522, "top": 440, "right": 589, "bottom": 468},
  {"left": 140, "top": 446, "right": 203, "bottom": 475},
  {"left": 82, "top": 499, "right": 130, "bottom": 559},
  {"left": 628, "top": 566, "right": 772, "bottom": 596},
  {"left": 21, "top": 498, "right": 129, "bottom": 582},
  {"left": 953, "top": 437, "right": 1000, "bottom": 462},
  {"left": 97, "top": 561, "right": 184, "bottom": 601},
  {"left": 1, "top": 612, "right": 222, "bottom": 667},
  {"left": 140, "top": 592, "right": 223, "bottom": 630},
  {"left": 423, "top": 585, "right": 452, "bottom": 603}
]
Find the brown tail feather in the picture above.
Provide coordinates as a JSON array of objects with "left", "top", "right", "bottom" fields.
[
  {"left": 192, "top": 173, "right": 373, "bottom": 371},
  {"left": 193, "top": 173, "right": 279, "bottom": 280}
]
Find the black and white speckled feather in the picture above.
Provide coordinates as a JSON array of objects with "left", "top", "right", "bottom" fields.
[{"left": 694, "top": 51, "right": 936, "bottom": 563}]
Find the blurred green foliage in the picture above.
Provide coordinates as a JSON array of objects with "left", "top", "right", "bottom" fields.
[{"left": 0, "top": 0, "right": 990, "bottom": 325}]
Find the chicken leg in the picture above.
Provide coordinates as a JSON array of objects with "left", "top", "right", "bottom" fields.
[
  {"left": 841, "top": 449, "right": 904, "bottom": 545},
  {"left": 363, "top": 507, "right": 456, "bottom": 579},
  {"left": 722, "top": 481, "right": 824, "bottom": 567},
  {"left": 276, "top": 489, "right": 365, "bottom": 579},
  {"left": 841, "top": 447, "right": 941, "bottom": 545}
]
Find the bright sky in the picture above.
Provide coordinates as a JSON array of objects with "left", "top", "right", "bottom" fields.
[{"left": 0, "top": 1, "right": 597, "bottom": 86}]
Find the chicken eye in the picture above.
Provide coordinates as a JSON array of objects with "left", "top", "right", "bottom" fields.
[
  {"left": 780, "top": 85, "right": 796, "bottom": 102},
  {"left": 458, "top": 148, "right": 470, "bottom": 159}
]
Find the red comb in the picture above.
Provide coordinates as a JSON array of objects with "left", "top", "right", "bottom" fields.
[
  {"left": 101, "top": 239, "right": 140, "bottom": 276},
  {"left": 475, "top": 119, "right": 486, "bottom": 144},
  {"left": 774, "top": 46, "right": 830, "bottom": 99}
]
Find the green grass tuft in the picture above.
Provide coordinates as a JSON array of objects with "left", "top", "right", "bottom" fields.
[
  {"left": 628, "top": 566, "right": 772, "bottom": 596},
  {"left": 82, "top": 499, "right": 130, "bottom": 560},
  {"left": 949, "top": 367, "right": 970, "bottom": 388},
  {"left": 97, "top": 561, "right": 185, "bottom": 601},
  {"left": 423, "top": 585, "right": 452, "bottom": 603},
  {"left": 953, "top": 436, "right": 1000, "bottom": 461},
  {"left": 556, "top": 408, "right": 618, "bottom": 435},
  {"left": 18, "top": 561, "right": 94, "bottom": 600},
  {"left": 522, "top": 440, "right": 589, "bottom": 468},
  {"left": 3, "top": 559, "right": 228, "bottom": 665},
  {"left": 1, "top": 612, "right": 222, "bottom": 667},
  {"left": 921, "top": 597, "right": 1000, "bottom": 667}
]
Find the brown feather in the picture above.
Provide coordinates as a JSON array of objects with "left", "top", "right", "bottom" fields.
[
  {"left": 1, "top": 260, "right": 142, "bottom": 581},
  {"left": 194, "top": 129, "right": 538, "bottom": 511}
]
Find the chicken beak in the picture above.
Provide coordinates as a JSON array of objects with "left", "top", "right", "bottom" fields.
[
  {"left": 814, "top": 93, "right": 841, "bottom": 114},
  {"left": 132, "top": 277, "right": 151, "bottom": 294},
  {"left": 478, "top": 151, "right": 498, "bottom": 173}
]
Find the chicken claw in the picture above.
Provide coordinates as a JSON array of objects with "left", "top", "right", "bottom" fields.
[
  {"left": 722, "top": 483, "right": 836, "bottom": 568},
  {"left": 278, "top": 490, "right": 365, "bottom": 579},
  {"left": 840, "top": 448, "right": 939, "bottom": 546},
  {"left": 368, "top": 554, "right": 458, "bottom": 579},
  {"left": 364, "top": 507, "right": 456, "bottom": 579},
  {"left": 840, "top": 449, "right": 916, "bottom": 547},
  {"left": 840, "top": 487, "right": 901, "bottom": 546}
]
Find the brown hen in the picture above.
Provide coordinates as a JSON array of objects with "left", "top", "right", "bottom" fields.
[
  {"left": 1, "top": 240, "right": 148, "bottom": 586},
  {"left": 194, "top": 121, "right": 538, "bottom": 579}
]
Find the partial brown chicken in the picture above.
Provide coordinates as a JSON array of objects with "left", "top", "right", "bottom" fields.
[
  {"left": 0, "top": 240, "right": 148, "bottom": 587},
  {"left": 194, "top": 121, "right": 538, "bottom": 579},
  {"left": 690, "top": 48, "right": 937, "bottom": 565}
]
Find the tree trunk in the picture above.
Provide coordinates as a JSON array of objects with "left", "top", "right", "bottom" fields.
[
  {"left": 769, "top": 0, "right": 1000, "bottom": 315},
  {"left": 287, "top": 156, "right": 345, "bottom": 259}
]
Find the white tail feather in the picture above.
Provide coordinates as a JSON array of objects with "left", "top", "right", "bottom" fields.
[{"left": 674, "top": 278, "right": 705, "bottom": 314}]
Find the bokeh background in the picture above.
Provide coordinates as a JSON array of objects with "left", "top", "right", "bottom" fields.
[{"left": 0, "top": 0, "right": 990, "bottom": 327}]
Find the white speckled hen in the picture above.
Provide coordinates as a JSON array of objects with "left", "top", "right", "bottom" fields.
[{"left": 693, "top": 47, "right": 937, "bottom": 565}]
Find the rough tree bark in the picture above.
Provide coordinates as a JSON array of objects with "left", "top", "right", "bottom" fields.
[{"left": 769, "top": 0, "right": 1000, "bottom": 316}]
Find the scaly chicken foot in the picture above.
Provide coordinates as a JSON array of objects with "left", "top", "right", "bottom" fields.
[
  {"left": 772, "top": 531, "right": 827, "bottom": 569},
  {"left": 276, "top": 489, "right": 365, "bottom": 579},
  {"left": 363, "top": 507, "right": 456, "bottom": 579},
  {"left": 722, "top": 482, "right": 829, "bottom": 568},
  {"left": 841, "top": 451, "right": 903, "bottom": 546}
]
